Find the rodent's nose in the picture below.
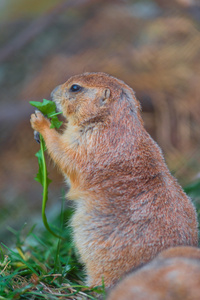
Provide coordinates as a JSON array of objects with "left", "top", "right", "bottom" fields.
[{"left": 51, "top": 85, "right": 62, "bottom": 100}]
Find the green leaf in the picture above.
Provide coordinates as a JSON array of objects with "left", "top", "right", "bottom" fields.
[
  {"left": 30, "top": 99, "right": 63, "bottom": 129},
  {"left": 34, "top": 149, "right": 43, "bottom": 185},
  {"left": 35, "top": 148, "right": 51, "bottom": 187},
  {"left": 50, "top": 115, "right": 63, "bottom": 129},
  {"left": 30, "top": 99, "right": 56, "bottom": 115}
]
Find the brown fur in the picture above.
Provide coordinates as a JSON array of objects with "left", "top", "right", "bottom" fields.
[
  {"left": 108, "top": 246, "right": 200, "bottom": 300},
  {"left": 30, "top": 72, "right": 198, "bottom": 287},
  {"left": 157, "top": 245, "right": 200, "bottom": 260}
]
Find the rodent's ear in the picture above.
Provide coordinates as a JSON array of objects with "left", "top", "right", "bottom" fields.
[{"left": 100, "top": 88, "right": 111, "bottom": 106}]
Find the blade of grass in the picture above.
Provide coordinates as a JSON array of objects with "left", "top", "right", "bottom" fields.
[
  {"left": 1, "top": 244, "right": 38, "bottom": 275},
  {"left": 0, "top": 246, "right": 4, "bottom": 263},
  {"left": 30, "top": 232, "right": 49, "bottom": 249}
]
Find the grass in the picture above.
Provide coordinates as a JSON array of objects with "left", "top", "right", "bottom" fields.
[
  {"left": 1, "top": 180, "right": 200, "bottom": 299},
  {"left": 0, "top": 203, "right": 105, "bottom": 299}
]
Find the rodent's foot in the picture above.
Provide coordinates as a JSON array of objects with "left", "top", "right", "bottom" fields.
[{"left": 30, "top": 110, "right": 51, "bottom": 133}]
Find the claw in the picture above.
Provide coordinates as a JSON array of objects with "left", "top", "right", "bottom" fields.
[
  {"left": 34, "top": 110, "right": 40, "bottom": 117},
  {"left": 34, "top": 130, "right": 40, "bottom": 144}
]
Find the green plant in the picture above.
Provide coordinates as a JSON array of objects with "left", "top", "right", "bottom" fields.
[
  {"left": 184, "top": 179, "right": 200, "bottom": 239},
  {"left": 184, "top": 180, "right": 200, "bottom": 200},
  {"left": 0, "top": 207, "right": 104, "bottom": 299},
  {"left": 30, "top": 99, "right": 64, "bottom": 239}
]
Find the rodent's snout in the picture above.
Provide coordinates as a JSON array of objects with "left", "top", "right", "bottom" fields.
[
  {"left": 51, "top": 85, "right": 62, "bottom": 100},
  {"left": 51, "top": 84, "right": 63, "bottom": 113}
]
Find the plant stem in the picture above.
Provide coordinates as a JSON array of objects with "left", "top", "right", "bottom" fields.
[{"left": 40, "top": 134, "right": 64, "bottom": 240}]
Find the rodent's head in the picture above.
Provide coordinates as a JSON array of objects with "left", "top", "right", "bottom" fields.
[{"left": 51, "top": 72, "right": 141, "bottom": 126}]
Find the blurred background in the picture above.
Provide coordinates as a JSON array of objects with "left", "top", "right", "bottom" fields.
[{"left": 0, "top": 0, "right": 200, "bottom": 244}]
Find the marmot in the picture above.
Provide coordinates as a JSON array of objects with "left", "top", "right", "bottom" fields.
[
  {"left": 108, "top": 246, "right": 200, "bottom": 300},
  {"left": 30, "top": 72, "right": 198, "bottom": 287}
]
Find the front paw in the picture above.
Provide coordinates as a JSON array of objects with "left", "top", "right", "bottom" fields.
[{"left": 30, "top": 110, "right": 51, "bottom": 133}]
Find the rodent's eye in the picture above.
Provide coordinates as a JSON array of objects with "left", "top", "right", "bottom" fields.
[{"left": 69, "top": 84, "right": 83, "bottom": 93}]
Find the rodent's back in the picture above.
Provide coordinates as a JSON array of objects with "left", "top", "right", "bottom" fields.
[{"left": 108, "top": 246, "right": 200, "bottom": 300}]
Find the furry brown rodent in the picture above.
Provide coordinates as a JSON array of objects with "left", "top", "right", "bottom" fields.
[
  {"left": 30, "top": 72, "right": 198, "bottom": 287},
  {"left": 108, "top": 246, "right": 200, "bottom": 300}
]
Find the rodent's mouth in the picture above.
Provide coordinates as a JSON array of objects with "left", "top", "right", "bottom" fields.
[
  {"left": 50, "top": 94, "right": 62, "bottom": 113},
  {"left": 51, "top": 84, "right": 63, "bottom": 113},
  {"left": 54, "top": 100, "right": 63, "bottom": 113},
  {"left": 51, "top": 94, "right": 63, "bottom": 113}
]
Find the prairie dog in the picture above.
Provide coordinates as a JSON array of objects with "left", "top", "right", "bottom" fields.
[
  {"left": 30, "top": 72, "right": 198, "bottom": 287},
  {"left": 108, "top": 246, "right": 200, "bottom": 300}
]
